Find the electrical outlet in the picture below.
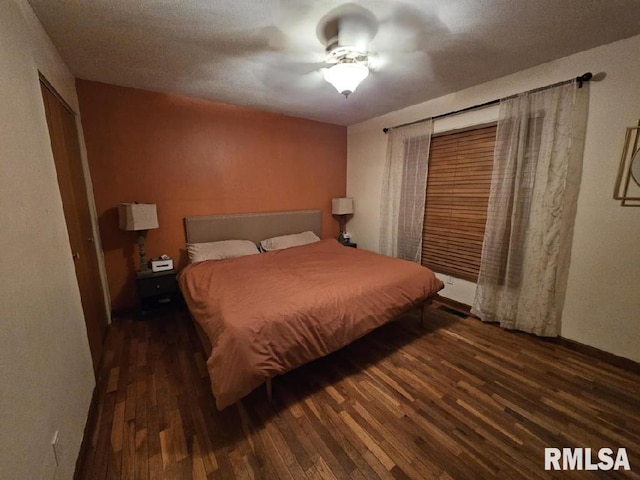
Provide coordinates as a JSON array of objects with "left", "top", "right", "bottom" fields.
[
  {"left": 51, "top": 431, "right": 61, "bottom": 466},
  {"left": 446, "top": 275, "right": 454, "bottom": 285}
]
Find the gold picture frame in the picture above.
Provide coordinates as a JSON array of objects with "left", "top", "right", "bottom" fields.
[{"left": 613, "top": 122, "right": 640, "bottom": 206}]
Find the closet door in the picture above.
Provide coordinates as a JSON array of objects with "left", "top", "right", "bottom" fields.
[{"left": 41, "top": 79, "right": 108, "bottom": 377}]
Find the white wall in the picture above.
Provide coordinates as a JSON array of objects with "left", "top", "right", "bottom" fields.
[
  {"left": 17, "top": 0, "right": 111, "bottom": 317},
  {"left": 347, "top": 34, "right": 640, "bottom": 362},
  {"left": 0, "top": 0, "right": 103, "bottom": 478}
]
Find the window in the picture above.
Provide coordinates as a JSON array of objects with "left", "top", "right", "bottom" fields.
[{"left": 421, "top": 125, "right": 497, "bottom": 281}]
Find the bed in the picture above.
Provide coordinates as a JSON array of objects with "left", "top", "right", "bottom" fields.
[{"left": 178, "top": 210, "right": 444, "bottom": 410}]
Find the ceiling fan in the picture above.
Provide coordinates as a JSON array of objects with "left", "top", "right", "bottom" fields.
[{"left": 316, "top": 4, "right": 379, "bottom": 98}]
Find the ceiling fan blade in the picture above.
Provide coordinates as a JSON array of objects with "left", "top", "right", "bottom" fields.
[
  {"left": 261, "top": 65, "right": 326, "bottom": 93},
  {"left": 375, "top": 3, "right": 441, "bottom": 54},
  {"left": 265, "top": 48, "right": 327, "bottom": 69}
]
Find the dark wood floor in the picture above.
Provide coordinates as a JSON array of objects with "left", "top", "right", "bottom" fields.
[{"left": 77, "top": 302, "right": 640, "bottom": 479}]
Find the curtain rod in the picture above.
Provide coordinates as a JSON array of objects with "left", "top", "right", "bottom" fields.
[{"left": 382, "top": 72, "right": 593, "bottom": 133}]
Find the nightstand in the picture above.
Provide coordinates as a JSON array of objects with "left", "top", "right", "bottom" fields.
[
  {"left": 136, "top": 269, "right": 182, "bottom": 317},
  {"left": 340, "top": 241, "right": 357, "bottom": 248}
]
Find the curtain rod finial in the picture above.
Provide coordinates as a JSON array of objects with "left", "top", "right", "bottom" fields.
[{"left": 577, "top": 72, "right": 593, "bottom": 88}]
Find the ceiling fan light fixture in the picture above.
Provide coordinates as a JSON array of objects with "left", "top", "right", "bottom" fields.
[{"left": 323, "top": 61, "right": 369, "bottom": 98}]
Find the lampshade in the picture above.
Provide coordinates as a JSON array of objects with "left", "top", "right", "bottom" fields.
[
  {"left": 332, "top": 197, "right": 354, "bottom": 215},
  {"left": 118, "top": 203, "right": 159, "bottom": 231},
  {"left": 323, "top": 62, "right": 369, "bottom": 97}
]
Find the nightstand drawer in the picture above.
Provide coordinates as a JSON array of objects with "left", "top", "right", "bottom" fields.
[{"left": 137, "top": 273, "right": 177, "bottom": 298}]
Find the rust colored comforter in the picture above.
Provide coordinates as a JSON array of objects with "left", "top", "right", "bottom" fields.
[{"left": 178, "top": 239, "right": 444, "bottom": 409}]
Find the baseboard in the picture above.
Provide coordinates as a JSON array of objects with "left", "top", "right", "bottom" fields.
[
  {"left": 433, "top": 295, "right": 640, "bottom": 374},
  {"left": 73, "top": 385, "right": 99, "bottom": 480},
  {"left": 110, "top": 306, "right": 138, "bottom": 319},
  {"left": 434, "top": 294, "right": 471, "bottom": 313},
  {"left": 551, "top": 337, "right": 640, "bottom": 375}
]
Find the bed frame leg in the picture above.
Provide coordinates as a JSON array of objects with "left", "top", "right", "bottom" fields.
[
  {"left": 266, "top": 379, "right": 273, "bottom": 402},
  {"left": 420, "top": 299, "right": 433, "bottom": 329}
]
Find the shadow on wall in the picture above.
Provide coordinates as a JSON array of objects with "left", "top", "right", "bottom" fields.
[
  {"left": 99, "top": 207, "right": 192, "bottom": 311},
  {"left": 99, "top": 206, "right": 138, "bottom": 312},
  {"left": 177, "top": 249, "right": 189, "bottom": 270}
]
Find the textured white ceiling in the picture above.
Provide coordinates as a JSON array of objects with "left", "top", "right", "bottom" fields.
[{"left": 28, "top": 0, "right": 640, "bottom": 126}]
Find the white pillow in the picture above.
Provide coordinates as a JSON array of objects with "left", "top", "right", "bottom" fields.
[
  {"left": 260, "top": 231, "right": 320, "bottom": 251},
  {"left": 186, "top": 240, "right": 259, "bottom": 263}
]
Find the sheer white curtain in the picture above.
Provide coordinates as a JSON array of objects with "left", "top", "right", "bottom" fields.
[
  {"left": 379, "top": 120, "right": 433, "bottom": 262},
  {"left": 471, "top": 81, "right": 588, "bottom": 336}
]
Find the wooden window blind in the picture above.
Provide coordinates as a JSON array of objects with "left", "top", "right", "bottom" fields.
[{"left": 421, "top": 125, "right": 496, "bottom": 281}]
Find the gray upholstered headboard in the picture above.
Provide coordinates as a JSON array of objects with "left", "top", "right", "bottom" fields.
[{"left": 184, "top": 210, "right": 322, "bottom": 244}]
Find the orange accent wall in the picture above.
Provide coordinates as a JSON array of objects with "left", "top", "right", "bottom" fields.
[{"left": 76, "top": 80, "right": 347, "bottom": 312}]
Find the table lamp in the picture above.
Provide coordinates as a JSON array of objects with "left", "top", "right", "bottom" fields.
[
  {"left": 332, "top": 197, "right": 354, "bottom": 242},
  {"left": 118, "top": 203, "right": 159, "bottom": 275}
]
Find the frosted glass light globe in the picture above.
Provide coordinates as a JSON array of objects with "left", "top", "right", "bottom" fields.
[{"left": 323, "top": 62, "right": 369, "bottom": 97}]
